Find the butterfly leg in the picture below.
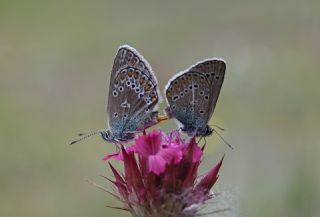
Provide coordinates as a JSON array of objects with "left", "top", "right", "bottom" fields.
[
  {"left": 197, "top": 136, "right": 203, "bottom": 144},
  {"left": 115, "top": 144, "right": 120, "bottom": 152}
]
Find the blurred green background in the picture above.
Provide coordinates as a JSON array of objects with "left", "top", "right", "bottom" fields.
[{"left": 1, "top": 0, "right": 320, "bottom": 216}]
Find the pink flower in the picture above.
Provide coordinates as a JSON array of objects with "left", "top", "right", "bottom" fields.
[
  {"left": 133, "top": 130, "right": 182, "bottom": 175},
  {"left": 102, "top": 130, "right": 225, "bottom": 217}
]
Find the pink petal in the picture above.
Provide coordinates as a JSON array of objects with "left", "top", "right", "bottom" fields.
[
  {"left": 134, "top": 130, "right": 162, "bottom": 156},
  {"left": 122, "top": 147, "right": 144, "bottom": 190},
  {"left": 159, "top": 147, "right": 183, "bottom": 164},
  {"left": 195, "top": 155, "right": 224, "bottom": 191},
  {"left": 192, "top": 145, "right": 203, "bottom": 163},
  {"left": 148, "top": 155, "right": 167, "bottom": 175},
  {"left": 102, "top": 152, "right": 119, "bottom": 161}
]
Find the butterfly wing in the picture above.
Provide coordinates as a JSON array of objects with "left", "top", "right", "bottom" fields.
[
  {"left": 189, "top": 59, "right": 226, "bottom": 116},
  {"left": 165, "top": 59, "right": 225, "bottom": 136},
  {"left": 107, "top": 45, "right": 159, "bottom": 141}
]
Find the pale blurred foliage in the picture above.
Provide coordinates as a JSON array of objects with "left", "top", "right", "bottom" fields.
[{"left": 1, "top": 1, "right": 320, "bottom": 217}]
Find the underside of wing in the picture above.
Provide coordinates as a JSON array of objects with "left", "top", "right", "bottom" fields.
[
  {"left": 165, "top": 71, "right": 212, "bottom": 131},
  {"left": 110, "top": 45, "right": 157, "bottom": 86},
  {"left": 165, "top": 58, "right": 226, "bottom": 134},
  {"left": 189, "top": 59, "right": 226, "bottom": 115},
  {"left": 107, "top": 46, "right": 159, "bottom": 140}
]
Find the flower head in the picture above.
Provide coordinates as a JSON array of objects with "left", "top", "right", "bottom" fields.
[
  {"left": 133, "top": 130, "right": 183, "bottom": 175},
  {"left": 103, "top": 130, "right": 224, "bottom": 217}
]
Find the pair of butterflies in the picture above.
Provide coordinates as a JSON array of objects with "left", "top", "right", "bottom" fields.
[{"left": 71, "top": 45, "right": 226, "bottom": 145}]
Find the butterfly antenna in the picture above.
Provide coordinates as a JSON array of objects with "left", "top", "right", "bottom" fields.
[
  {"left": 213, "top": 128, "right": 234, "bottom": 150},
  {"left": 210, "top": 124, "right": 225, "bottom": 131},
  {"left": 69, "top": 130, "right": 104, "bottom": 145}
]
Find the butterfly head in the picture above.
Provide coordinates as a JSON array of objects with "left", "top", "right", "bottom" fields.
[
  {"left": 181, "top": 125, "right": 213, "bottom": 137},
  {"left": 101, "top": 130, "right": 115, "bottom": 142},
  {"left": 198, "top": 125, "right": 214, "bottom": 137}
]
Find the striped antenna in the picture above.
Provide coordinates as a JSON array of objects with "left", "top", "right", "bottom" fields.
[
  {"left": 213, "top": 128, "right": 234, "bottom": 150},
  {"left": 69, "top": 130, "right": 105, "bottom": 145}
]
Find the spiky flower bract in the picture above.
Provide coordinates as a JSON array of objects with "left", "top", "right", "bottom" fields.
[{"left": 103, "top": 130, "right": 224, "bottom": 217}]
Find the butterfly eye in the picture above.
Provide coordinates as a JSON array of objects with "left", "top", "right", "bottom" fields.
[
  {"left": 199, "top": 91, "right": 204, "bottom": 95},
  {"left": 113, "top": 112, "right": 118, "bottom": 117},
  {"left": 199, "top": 110, "right": 204, "bottom": 114},
  {"left": 193, "top": 84, "right": 199, "bottom": 88},
  {"left": 215, "top": 76, "right": 220, "bottom": 80},
  {"left": 112, "top": 90, "right": 118, "bottom": 97},
  {"left": 204, "top": 95, "right": 209, "bottom": 100},
  {"left": 118, "top": 86, "right": 124, "bottom": 92}
]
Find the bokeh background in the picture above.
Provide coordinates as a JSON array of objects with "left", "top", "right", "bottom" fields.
[{"left": 1, "top": 1, "right": 320, "bottom": 217}]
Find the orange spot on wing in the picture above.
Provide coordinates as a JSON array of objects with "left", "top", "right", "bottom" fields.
[
  {"left": 120, "top": 73, "right": 126, "bottom": 80},
  {"left": 151, "top": 96, "right": 157, "bottom": 102},
  {"left": 144, "top": 84, "right": 151, "bottom": 91},
  {"left": 134, "top": 71, "right": 139, "bottom": 79},
  {"left": 173, "top": 86, "right": 179, "bottom": 92},
  {"left": 140, "top": 78, "right": 146, "bottom": 85}
]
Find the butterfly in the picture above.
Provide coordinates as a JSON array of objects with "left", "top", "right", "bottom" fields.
[
  {"left": 70, "top": 45, "right": 167, "bottom": 145},
  {"left": 164, "top": 59, "right": 226, "bottom": 138}
]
